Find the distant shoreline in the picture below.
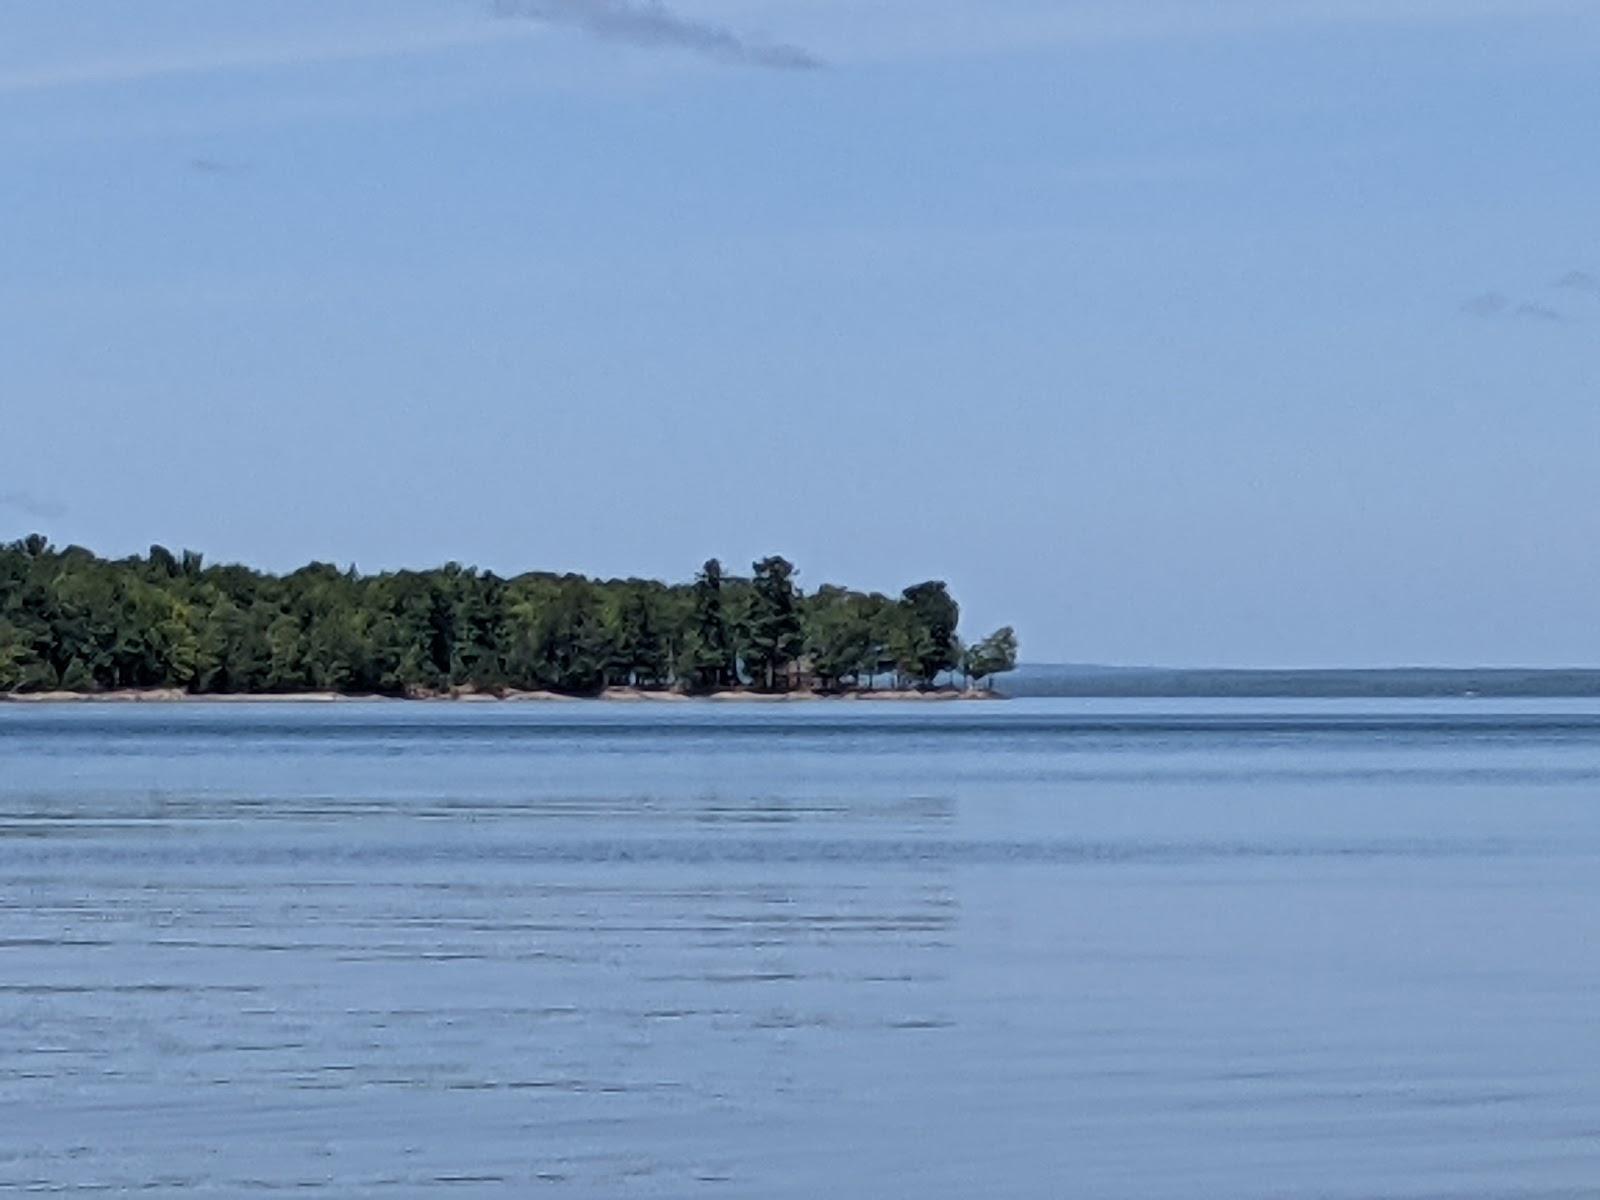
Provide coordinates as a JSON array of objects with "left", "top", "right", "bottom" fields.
[
  {"left": 1, "top": 687, "right": 1007, "bottom": 705},
  {"left": 1003, "top": 665, "right": 1600, "bottom": 699}
]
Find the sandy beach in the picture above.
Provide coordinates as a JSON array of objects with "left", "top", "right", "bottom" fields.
[{"left": 1, "top": 687, "right": 1005, "bottom": 704}]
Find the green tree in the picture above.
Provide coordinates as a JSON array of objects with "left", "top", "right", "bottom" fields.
[
  {"left": 448, "top": 568, "right": 506, "bottom": 689},
  {"left": 611, "top": 583, "right": 673, "bottom": 687},
  {"left": 962, "top": 626, "right": 1019, "bottom": 690},
  {"left": 504, "top": 577, "right": 610, "bottom": 694},
  {"left": 744, "top": 555, "right": 804, "bottom": 691},
  {"left": 887, "top": 615, "right": 934, "bottom": 689},
  {"left": 0, "top": 536, "right": 1000, "bottom": 701},
  {"left": 265, "top": 612, "right": 307, "bottom": 691},
  {"left": 683, "top": 559, "right": 736, "bottom": 692},
  {"left": 804, "top": 587, "right": 880, "bottom": 691},
  {"left": 0, "top": 620, "right": 30, "bottom": 692},
  {"left": 59, "top": 657, "right": 96, "bottom": 692},
  {"left": 897, "top": 581, "right": 960, "bottom": 686}
]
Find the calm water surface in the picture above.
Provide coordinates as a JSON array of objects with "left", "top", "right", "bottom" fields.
[{"left": 2, "top": 699, "right": 1598, "bottom": 1196}]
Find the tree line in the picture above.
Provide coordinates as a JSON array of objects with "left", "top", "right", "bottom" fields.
[{"left": 0, "top": 535, "right": 1018, "bottom": 697}]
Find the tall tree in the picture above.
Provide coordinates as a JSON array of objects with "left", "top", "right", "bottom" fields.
[
  {"left": 449, "top": 569, "right": 506, "bottom": 689},
  {"left": 745, "top": 555, "right": 804, "bottom": 691},
  {"left": 612, "top": 584, "right": 672, "bottom": 688},
  {"left": 684, "top": 559, "right": 736, "bottom": 692},
  {"left": 897, "top": 580, "right": 960, "bottom": 686}
]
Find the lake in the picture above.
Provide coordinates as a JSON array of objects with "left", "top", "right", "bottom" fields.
[{"left": 2, "top": 699, "right": 1598, "bottom": 1197}]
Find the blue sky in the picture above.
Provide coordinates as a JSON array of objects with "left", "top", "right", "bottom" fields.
[{"left": 3, "top": 0, "right": 1598, "bottom": 666}]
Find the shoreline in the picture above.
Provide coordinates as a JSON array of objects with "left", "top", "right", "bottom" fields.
[{"left": 1, "top": 686, "right": 1006, "bottom": 705}]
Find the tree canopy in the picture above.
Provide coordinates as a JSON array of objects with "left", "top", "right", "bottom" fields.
[{"left": 0, "top": 537, "right": 1020, "bottom": 697}]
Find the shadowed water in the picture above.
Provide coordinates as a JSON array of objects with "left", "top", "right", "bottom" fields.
[{"left": 2, "top": 699, "right": 1599, "bottom": 1196}]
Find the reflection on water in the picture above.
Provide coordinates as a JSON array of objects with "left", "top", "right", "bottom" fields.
[{"left": 3, "top": 700, "right": 1599, "bottom": 1196}]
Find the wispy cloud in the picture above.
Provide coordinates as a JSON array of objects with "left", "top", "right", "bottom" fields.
[
  {"left": 1555, "top": 270, "right": 1600, "bottom": 297},
  {"left": 1, "top": 0, "right": 1578, "bottom": 95},
  {"left": 0, "top": 2, "right": 819, "bottom": 98},
  {"left": 1461, "top": 292, "right": 1509, "bottom": 318},
  {"left": 189, "top": 156, "right": 246, "bottom": 174},
  {"left": 0, "top": 490, "right": 66, "bottom": 521},
  {"left": 491, "top": 0, "right": 822, "bottom": 68},
  {"left": 1515, "top": 301, "right": 1564, "bottom": 322},
  {"left": 1462, "top": 291, "right": 1568, "bottom": 323}
]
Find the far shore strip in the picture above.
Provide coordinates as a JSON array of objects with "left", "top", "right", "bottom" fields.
[{"left": 2, "top": 687, "right": 1005, "bottom": 704}]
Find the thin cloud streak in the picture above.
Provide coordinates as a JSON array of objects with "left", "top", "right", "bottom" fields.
[
  {"left": 1461, "top": 292, "right": 1509, "bottom": 318},
  {"left": 0, "top": 21, "right": 513, "bottom": 95},
  {"left": 1461, "top": 292, "right": 1568, "bottom": 323},
  {"left": 0, "top": 490, "right": 67, "bottom": 521},
  {"left": 491, "top": 0, "right": 822, "bottom": 68},
  {"left": 0, "top": 0, "right": 1579, "bottom": 94},
  {"left": 1515, "top": 301, "right": 1564, "bottom": 322},
  {"left": 1555, "top": 270, "right": 1600, "bottom": 297}
]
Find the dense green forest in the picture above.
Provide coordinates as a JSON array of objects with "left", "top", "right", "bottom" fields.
[{"left": 0, "top": 535, "right": 1017, "bottom": 697}]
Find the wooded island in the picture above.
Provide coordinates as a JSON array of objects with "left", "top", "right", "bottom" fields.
[{"left": 0, "top": 535, "right": 1017, "bottom": 699}]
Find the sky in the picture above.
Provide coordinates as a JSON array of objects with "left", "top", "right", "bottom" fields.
[{"left": 2, "top": 0, "right": 1598, "bottom": 667}]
